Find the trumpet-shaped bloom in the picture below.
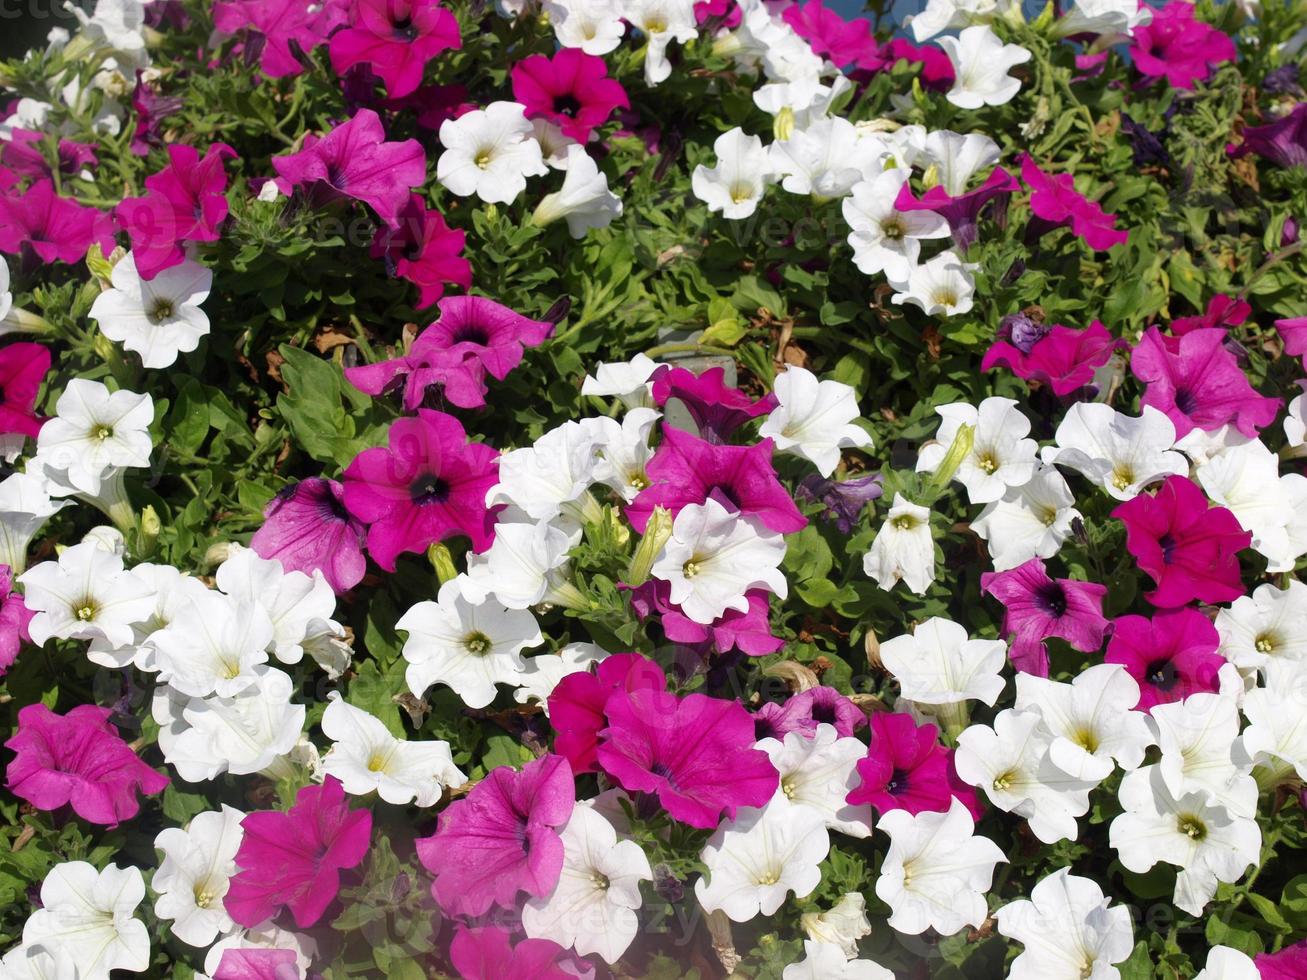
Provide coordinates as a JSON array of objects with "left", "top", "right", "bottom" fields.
[
  {"left": 880, "top": 616, "right": 1007, "bottom": 707},
  {"left": 463, "top": 521, "right": 577, "bottom": 610},
  {"left": 436, "top": 101, "right": 548, "bottom": 204},
  {"left": 511, "top": 47, "right": 629, "bottom": 142},
  {"left": 0, "top": 342, "right": 49, "bottom": 457},
  {"left": 1215, "top": 580, "right": 1307, "bottom": 671},
  {"left": 545, "top": 0, "right": 625, "bottom": 55},
  {"left": 863, "top": 494, "right": 935, "bottom": 594},
  {"left": 888, "top": 250, "right": 977, "bottom": 317},
  {"left": 250, "top": 478, "right": 368, "bottom": 594},
  {"left": 531, "top": 144, "right": 623, "bottom": 237},
  {"left": 995, "top": 868, "right": 1135, "bottom": 980},
  {"left": 19, "top": 539, "right": 155, "bottom": 648},
  {"left": 972, "top": 464, "right": 1081, "bottom": 572},
  {"left": 1241, "top": 658, "right": 1307, "bottom": 783},
  {"left": 21, "top": 862, "right": 150, "bottom": 979},
  {"left": 759, "top": 366, "right": 872, "bottom": 477},
  {"left": 225, "top": 777, "right": 372, "bottom": 929},
  {"left": 770, "top": 117, "right": 877, "bottom": 200},
  {"left": 629, "top": 0, "right": 698, "bottom": 85},
  {"left": 5, "top": 702, "right": 168, "bottom": 826},
  {"left": 448, "top": 925, "right": 577, "bottom": 980},
  {"left": 758, "top": 724, "right": 874, "bottom": 838},
  {"left": 650, "top": 364, "right": 776, "bottom": 442},
  {"left": 938, "top": 26, "right": 1030, "bottom": 109},
  {"left": 1042, "top": 403, "right": 1187, "bottom": 500},
  {"left": 0, "top": 179, "right": 116, "bottom": 266},
  {"left": 152, "top": 805, "right": 245, "bottom": 947},
  {"left": 844, "top": 168, "right": 951, "bottom": 280},
  {"left": 33, "top": 379, "right": 153, "bottom": 497},
  {"left": 981, "top": 558, "right": 1109, "bottom": 676},
  {"left": 981, "top": 319, "right": 1116, "bottom": 397},
  {"left": 151, "top": 590, "right": 273, "bottom": 698},
  {"left": 917, "top": 397, "right": 1038, "bottom": 505},
  {"left": 548, "top": 652, "right": 667, "bottom": 773},
  {"left": 0, "top": 564, "right": 33, "bottom": 673},
  {"left": 1106, "top": 608, "right": 1225, "bottom": 710},
  {"left": 89, "top": 253, "right": 211, "bottom": 368},
  {"left": 416, "top": 753, "right": 575, "bottom": 917},
  {"left": 1129, "top": 0, "right": 1235, "bottom": 90},
  {"left": 1020, "top": 154, "right": 1128, "bottom": 251},
  {"left": 848, "top": 711, "right": 979, "bottom": 818},
  {"left": 1150, "top": 693, "right": 1257, "bottom": 816},
  {"left": 369, "top": 193, "right": 471, "bottom": 309},
  {"left": 212, "top": 0, "right": 339, "bottom": 78},
  {"left": 328, "top": 0, "right": 461, "bottom": 99},
  {"left": 692, "top": 128, "right": 775, "bottom": 220}
]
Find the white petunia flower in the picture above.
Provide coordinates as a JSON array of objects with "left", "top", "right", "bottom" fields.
[
  {"left": 651, "top": 496, "right": 788, "bottom": 625},
  {"left": 863, "top": 494, "right": 935, "bottom": 595},
  {"left": 545, "top": 0, "right": 625, "bottom": 55},
  {"left": 152, "top": 805, "right": 245, "bottom": 948},
  {"left": 1286, "top": 388, "right": 1306, "bottom": 447},
  {"left": 799, "top": 893, "right": 872, "bottom": 959},
  {"left": 1216, "top": 580, "right": 1307, "bottom": 672},
  {"left": 87, "top": 562, "right": 210, "bottom": 670},
  {"left": 692, "top": 128, "right": 776, "bottom": 220},
  {"left": 880, "top": 616, "right": 1007, "bottom": 708},
  {"left": 920, "top": 130, "right": 1001, "bottom": 196},
  {"left": 628, "top": 0, "right": 698, "bottom": 85},
  {"left": 580, "top": 353, "right": 659, "bottom": 409},
  {"left": 463, "top": 521, "right": 582, "bottom": 610},
  {"left": 22, "top": 861, "right": 150, "bottom": 980},
  {"left": 70, "top": 0, "right": 149, "bottom": 69},
  {"left": 33, "top": 379, "right": 153, "bottom": 497},
  {"left": 783, "top": 941, "right": 893, "bottom": 980},
  {"left": 579, "top": 408, "right": 661, "bottom": 503},
  {"left": 214, "top": 544, "right": 341, "bottom": 667},
  {"left": 955, "top": 708, "right": 1096, "bottom": 844},
  {"left": 0, "top": 472, "right": 67, "bottom": 576},
  {"left": 486, "top": 421, "right": 602, "bottom": 526},
  {"left": 1042, "top": 403, "right": 1187, "bottom": 500},
  {"left": 436, "top": 101, "right": 548, "bottom": 204},
  {"left": 916, "top": 397, "right": 1038, "bottom": 505},
  {"left": 1052, "top": 0, "right": 1153, "bottom": 38},
  {"left": 320, "top": 693, "right": 466, "bottom": 806},
  {"left": 972, "top": 463, "right": 1081, "bottom": 571},
  {"left": 532, "top": 145, "right": 623, "bottom": 237},
  {"left": 397, "top": 575, "right": 544, "bottom": 708},
  {"left": 151, "top": 590, "right": 273, "bottom": 698},
  {"left": 1149, "top": 692, "right": 1258, "bottom": 818},
  {"left": 1195, "top": 440, "right": 1305, "bottom": 572},
  {"left": 757, "top": 724, "right": 874, "bottom": 838},
  {"left": 89, "top": 253, "right": 211, "bottom": 369},
  {"left": 694, "top": 798, "right": 830, "bottom": 922},
  {"left": 1110, "top": 765, "right": 1260, "bottom": 917},
  {"left": 759, "top": 367, "right": 872, "bottom": 477},
  {"left": 1240, "top": 657, "right": 1307, "bottom": 784},
  {"left": 0, "top": 943, "right": 81, "bottom": 980},
  {"left": 514, "top": 642, "right": 609, "bottom": 713},
  {"left": 770, "top": 117, "right": 874, "bottom": 200},
  {"left": 888, "top": 250, "right": 977, "bottom": 317},
  {"left": 522, "top": 805, "right": 653, "bottom": 963},
  {"left": 875, "top": 798, "right": 1006, "bottom": 936},
  {"left": 19, "top": 540, "right": 155, "bottom": 648},
  {"left": 909, "top": 0, "right": 1005, "bottom": 42},
  {"left": 994, "top": 868, "right": 1134, "bottom": 980},
  {"left": 1194, "top": 946, "right": 1262, "bottom": 980},
  {"left": 1014, "top": 664, "right": 1154, "bottom": 781},
  {"left": 843, "top": 168, "right": 951, "bottom": 282},
  {"left": 530, "top": 117, "right": 577, "bottom": 170},
  {"left": 939, "top": 25, "right": 1031, "bottom": 109},
  {"left": 754, "top": 75, "right": 854, "bottom": 129}
]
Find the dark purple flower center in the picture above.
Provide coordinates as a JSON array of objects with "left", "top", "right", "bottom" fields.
[
  {"left": 1173, "top": 386, "right": 1198, "bottom": 415},
  {"left": 553, "top": 94, "right": 583, "bottom": 117},
  {"left": 1034, "top": 581, "right": 1068, "bottom": 617},
  {"left": 886, "top": 768, "right": 909, "bottom": 795},
  {"left": 411, "top": 474, "right": 450, "bottom": 504},
  {"left": 1158, "top": 532, "right": 1178, "bottom": 564},
  {"left": 1145, "top": 657, "right": 1178, "bottom": 690},
  {"left": 403, "top": 237, "right": 424, "bottom": 262},
  {"left": 325, "top": 161, "right": 347, "bottom": 189},
  {"left": 810, "top": 702, "right": 837, "bottom": 724},
  {"left": 450, "top": 324, "right": 490, "bottom": 346},
  {"left": 754, "top": 717, "right": 780, "bottom": 740}
]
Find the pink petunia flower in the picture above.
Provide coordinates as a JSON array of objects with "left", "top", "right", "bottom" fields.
[
  {"left": 626, "top": 426, "right": 806, "bottom": 535},
  {"left": 1277, "top": 315, "right": 1307, "bottom": 358},
  {"left": 695, "top": 0, "right": 741, "bottom": 28},
  {"left": 895, "top": 167, "right": 1018, "bottom": 252},
  {"left": 628, "top": 580, "right": 783, "bottom": 656},
  {"left": 548, "top": 653, "right": 667, "bottom": 774},
  {"left": 4, "top": 704, "right": 168, "bottom": 826},
  {"left": 225, "top": 776, "right": 372, "bottom": 929},
  {"left": 596, "top": 687, "right": 779, "bottom": 828},
  {"left": 249, "top": 477, "right": 368, "bottom": 594},
  {"left": 0, "top": 179, "right": 116, "bottom": 267},
  {"left": 370, "top": 193, "right": 471, "bottom": 309},
  {"left": 1104, "top": 608, "right": 1224, "bottom": 711},
  {"left": 130, "top": 71, "right": 184, "bottom": 156},
  {"left": 782, "top": 0, "right": 882, "bottom": 70},
  {"left": 117, "top": 142, "right": 236, "bottom": 280},
  {"left": 328, "top": 0, "right": 461, "bottom": 99},
  {"left": 213, "top": 0, "right": 344, "bottom": 79},
  {"left": 1130, "top": 326, "right": 1280, "bottom": 438},
  {"left": 0, "top": 565, "right": 34, "bottom": 675},
  {"left": 0, "top": 342, "right": 51, "bottom": 445},
  {"left": 1257, "top": 939, "right": 1307, "bottom": 980},
  {"left": 1169, "top": 294, "right": 1250, "bottom": 335},
  {"left": 847, "top": 712, "right": 980, "bottom": 819},
  {"left": 511, "top": 49, "right": 630, "bottom": 143},
  {"left": 650, "top": 365, "right": 776, "bottom": 442},
  {"left": 342, "top": 409, "right": 500, "bottom": 571},
  {"left": 1129, "top": 1, "right": 1236, "bottom": 91},
  {"left": 883, "top": 38, "right": 955, "bottom": 89},
  {"left": 761, "top": 686, "right": 867, "bottom": 740},
  {"left": 0, "top": 129, "right": 98, "bottom": 182},
  {"left": 1019, "top": 154, "right": 1128, "bottom": 251},
  {"left": 981, "top": 319, "right": 1116, "bottom": 397},
  {"left": 448, "top": 925, "right": 579, "bottom": 980},
  {"left": 980, "top": 558, "right": 1110, "bottom": 677},
  {"left": 213, "top": 949, "right": 300, "bottom": 980},
  {"left": 416, "top": 754, "right": 575, "bottom": 917},
  {"left": 272, "top": 109, "right": 426, "bottom": 227},
  {"left": 1111, "top": 475, "right": 1250, "bottom": 608}
]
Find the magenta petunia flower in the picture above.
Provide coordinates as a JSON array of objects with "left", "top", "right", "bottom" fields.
[
  {"left": 628, "top": 580, "right": 784, "bottom": 656},
  {"left": 130, "top": 71, "right": 184, "bottom": 156},
  {"left": 448, "top": 925, "right": 577, "bottom": 980},
  {"left": 345, "top": 343, "right": 488, "bottom": 412},
  {"left": 981, "top": 319, "right": 1115, "bottom": 397},
  {"left": 370, "top": 193, "right": 471, "bottom": 309},
  {"left": 895, "top": 166, "right": 1018, "bottom": 252},
  {"left": 212, "top": 949, "right": 300, "bottom": 980},
  {"left": 548, "top": 653, "right": 666, "bottom": 774},
  {"left": 1277, "top": 315, "right": 1307, "bottom": 358},
  {"left": 0, "top": 179, "right": 116, "bottom": 267},
  {"left": 1105, "top": 608, "right": 1224, "bottom": 711},
  {"left": 249, "top": 477, "right": 368, "bottom": 594},
  {"left": 421, "top": 295, "right": 554, "bottom": 381},
  {"left": 596, "top": 687, "right": 779, "bottom": 828},
  {"left": 272, "top": 109, "right": 426, "bottom": 227},
  {"left": 1111, "top": 475, "right": 1250, "bottom": 608},
  {"left": 650, "top": 365, "right": 776, "bottom": 442},
  {"left": 117, "top": 142, "right": 236, "bottom": 280},
  {"left": 695, "top": 0, "right": 741, "bottom": 27},
  {"left": 782, "top": 0, "right": 882, "bottom": 69},
  {"left": 225, "top": 776, "right": 372, "bottom": 929},
  {"left": 0, "top": 565, "right": 34, "bottom": 675},
  {"left": 0, "top": 342, "right": 51, "bottom": 444},
  {"left": 847, "top": 712, "right": 980, "bottom": 819},
  {"left": 416, "top": 754, "right": 575, "bottom": 917},
  {"left": 1020, "top": 154, "right": 1128, "bottom": 251},
  {"left": 511, "top": 48, "right": 630, "bottom": 143},
  {"left": 213, "top": 0, "right": 343, "bottom": 79},
  {"left": 981, "top": 559, "right": 1110, "bottom": 677},
  {"left": 626, "top": 426, "right": 806, "bottom": 535},
  {"left": 0, "top": 129, "right": 98, "bottom": 182},
  {"left": 883, "top": 38, "right": 955, "bottom": 88},
  {"left": 4, "top": 704, "right": 168, "bottom": 827},
  {"left": 1169, "top": 294, "right": 1250, "bottom": 335},
  {"left": 766, "top": 686, "right": 868, "bottom": 740},
  {"left": 1130, "top": 326, "right": 1280, "bottom": 438},
  {"left": 1129, "top": 1, "right": 1236, "bottom": 91},
  {"left": 342, "top": 409, "right": 500, "bottom": 570},
  {"left": 328, "top": 0, "right": 461, "bottom": 99},
  {"left": 1257, "top": 939, "right": 1307, "bottom": 980}
]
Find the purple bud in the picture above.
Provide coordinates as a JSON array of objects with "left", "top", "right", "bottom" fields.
[
  {"left": 1284, "top": 216, "right": 1299, "bottom": 246},
  {"left": 1265, "top": 64, "right": 1301, "bottom": 95},
  {"left": 1000, "top": 312, "right": 1049, "bottom": 354}
]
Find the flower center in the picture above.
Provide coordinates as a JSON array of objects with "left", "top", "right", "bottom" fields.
[
  {"left": 1255, "top": 632, "right": 1277, "bottom": 654},
  {"left": 590, "top": 871, "right": 610, "bottom": 890},
  {"left": 1071, "top": 727, "right": 1099, "bottom": 753},
  {"left": 992, "top": 769, "right": 1018, "bottom": 792},
  {"left": 474, "top": 148, "right": 494, "bottom": 169},
  {"left": 90, "top": 423, "right": 114, "bottom": 442},
  {"left": 781, "top": 777, "right": 798, "bottom": 799},
  {"left": 728, "top": 181, "right": 755, "bottom": 204},
  {"left": 682, "top": 559, "right": 702, "bottom": 579},
  {"left": 892, "top": 515, "right": 918, "bottom": 531},
  {"left": 882, "top": 219, "right": 904, "bottom": 240},
  {"left": 886, "top": 768, "right": 909, "bottom": 794},
  {"left": 932, "top": 288, "right": 958, "bottom": 307},
  {"left": 1145, "top": 658, "right": 1178, "bottom": 690},
  {"left": 1111, "top": 467, "right": 1134, "bottom": 491},
  {"left": 643, "top": 14, "right": 668, "bottom": 32},
  {"left": 754, "top": 867, "right": 780, "bottom": 886},
  {"left": 1177, "top": 814, "right": 1207, "bottom": 840},
  {"left": 1039, "top": 507, "right": 1058, "bottom": 527},
  {"left": 74, "top": 598, "right": 99, "bottom": 621},
  {"left": 147, "top": 298, "right": 176, "bottom": 324},
  {"left": 193, "top": 879, "right": 218, "bottom": 909},
  {"left": 367, "top": 748, "right": 391, "bottom": 773},
  {"left": 464, "top": 631, "right": 492, "bottom": 655},
  {"left": 977, "top": 452, "right": 998, "bottom": 475},
  {"left": 411, "top": 475, "right": 451, "bottom": 505}
]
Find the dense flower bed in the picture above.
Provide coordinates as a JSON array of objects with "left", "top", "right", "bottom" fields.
[{"left": 1, "top": 0, "right": 1307, "bottom": 977}]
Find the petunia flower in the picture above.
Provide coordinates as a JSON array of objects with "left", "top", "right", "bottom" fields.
[
  {"left": 863, "top": 493, "right": 935, "bottom": 595},
  {"left": 796, "top": 473, "right": 882, "bottom": 534},
  {"left": 938, "top": 25, "right": 1031, "bottom": 109},
  {"left": 213, "top": 0, "right": 342, "bottom": 78},
  {"left": 531, "top": 144, "right": 624, "bottom": 238},
  {"left": 799, "top": 893, "right": 873, "bottom": 959},
  {"left": 5, "top": 703, "right": 168, "bottom": 826},
  {"left": 1231, "top": 102, "right": 1307, "bottom": 169},
  {"left": 628, "top": 0, "right": 698, "bottom": 85},
  {"left": 511, "top": 47, "right": 629, "bottom": 142},
  {"left": 782, "top": 0, "right": 880, "bottom": 68},
  {"left": 89, "top": 252, "right": 211, "bottom": 368},
  {"left": 1193, "top": 440, "right": 1305, "bottom": 573},
  {"left": 0, "top": 564, "right": 32, "bottom": 674},
  {"left": 250, "top": 478, "right": 368, "bottom": 595},
  {"left": 1129, "top": 0, "right": 1236, "bottom": 91},
  {"left": 757, "top": 724, "right": 874, "bottom": 838},
  {"left": 21, "top": 862, "right": 150, "bottom": 979},
  {"left": 628, "top": 579, "right": 785, "bottom": 656},
  {"left": 1255, "top": 943, "right": 1307, "bottom": 980},
  {"left": 881, "top": 616, "right": 1007, "bottom": 720},
  {"left": 225, "top": 776, "right": 372, "bottom": 929},
  {"left": 649, "top": 364, "right": 776, "bottom": 442},
  {"left": 770, "top": 117, "right": 878, "bottom": 200},
  {"left": 116, "top": 143, "right": 235, "bottom": 280},
  {"left": 1111, "top": 475, "right": 1250, "bottom": 608},
  {"left": 153, "top": 805, "right": 246, "bottom": 947},
  {"left": 597, "top": 686, "right": 779, "bottom": 828},
  {"left": 891, "top": 165, "right": 1017, "bottom": 253},
  {"left": 436, "top": 101, "right": 548, "bottom": 205},
  {"left": 0, "top": 129, "right": 98, "bottom": 182},
  {"left": 417, "top": 753, "right": 575, "bottom": 917},
  {"left": 420, "top": 294, "right": 554, "bottom": 381},
  {"left": 980, "top": 558, "right": 1109, "bottom": 677},
  {"left": 1240, "top": 657, "right": 1307, "bottom": 787},
  {"left": 548, "top": 653, "right": 667, "bottom": 773},
  {"left": 130, "top": 70, "right": 184, "bottom": 155},
  {"left": 1052, "top": 0, "right": 1153, "bottom": 38},
  {"left": 845, "top": 168, "right": 953, "bottom": 279},
  {"left": 888, "top": 249, "right": 977, "bottom": 317},
  {"left": 972, "top": 464, "right": 1081, "bottom": 572},
  {"left": 370, "top": 193, "right": 471, "bottom": 309},
  {"left": 448, "top": 925, "right": 578, "bottom": 980},
  {"left": 995, "top": 868, "right": 1135, "bottom": 980},
  {"left": 1215, "top": 580, "right": 1307, "bottom": 671},
  {"left": 1020, "top": 154, "right": 1128, "bottom": 251},
  {"left": 546, "top": 0, "right": 626, "bottom": 54},
  {"left": 0, "top": 178, "right": 116, "bottom": 267},
  {"left": 1130, "top": 326, "right": 1279, "bottom": 438},
  {"left": 980, "top": 319, "right": 1116, "bottom": 397},
  {"left": 0, "top": 341, "right": 50, "bottom": 458},
  {"left": 762, "top": 686, "right": 868, "bottom": 741},
  {"left": 917, "top": 397, "right": 1039, "bottom": 505},
  {"left": 1042, "top": 402, "right": 1187, "bottom": 500},
  {"left": 0, "top": 471, "right": 67, "bottom": 575},
  {"left": 1150, "top": 692, "right": 1257, "bottom": 817},
  {"left": 328, "top": 0, "right": 461, "bottom": 99},
  {"left": 463, "top": 521, "right": 581, "bottom": 610},
  {"left": 19, "top": 539, "right": 156, "bottom": 648},
  {"left": 848, "top": 711, "right": 979, "bottom": 819},
  {"left": 272, "top": 109, "right": 426, "bottom": 227},
  {"left": 32, "top": 379, "right": 153, "bottom": 497},
  {"left": 1106, "top": 608, "right": 1225, "bottom": 710},
  {"left": 341, "top": 409, "right": 500, "bottom": 570},
  {"left": 784, "top": 941, "right": 894, "bottom": 980},
  {"left": 1169, "top": 293, "right": 1251, "bottom": 335},
  {"left": 692, "top": 127, "right": 776, "bottom": 220}
]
